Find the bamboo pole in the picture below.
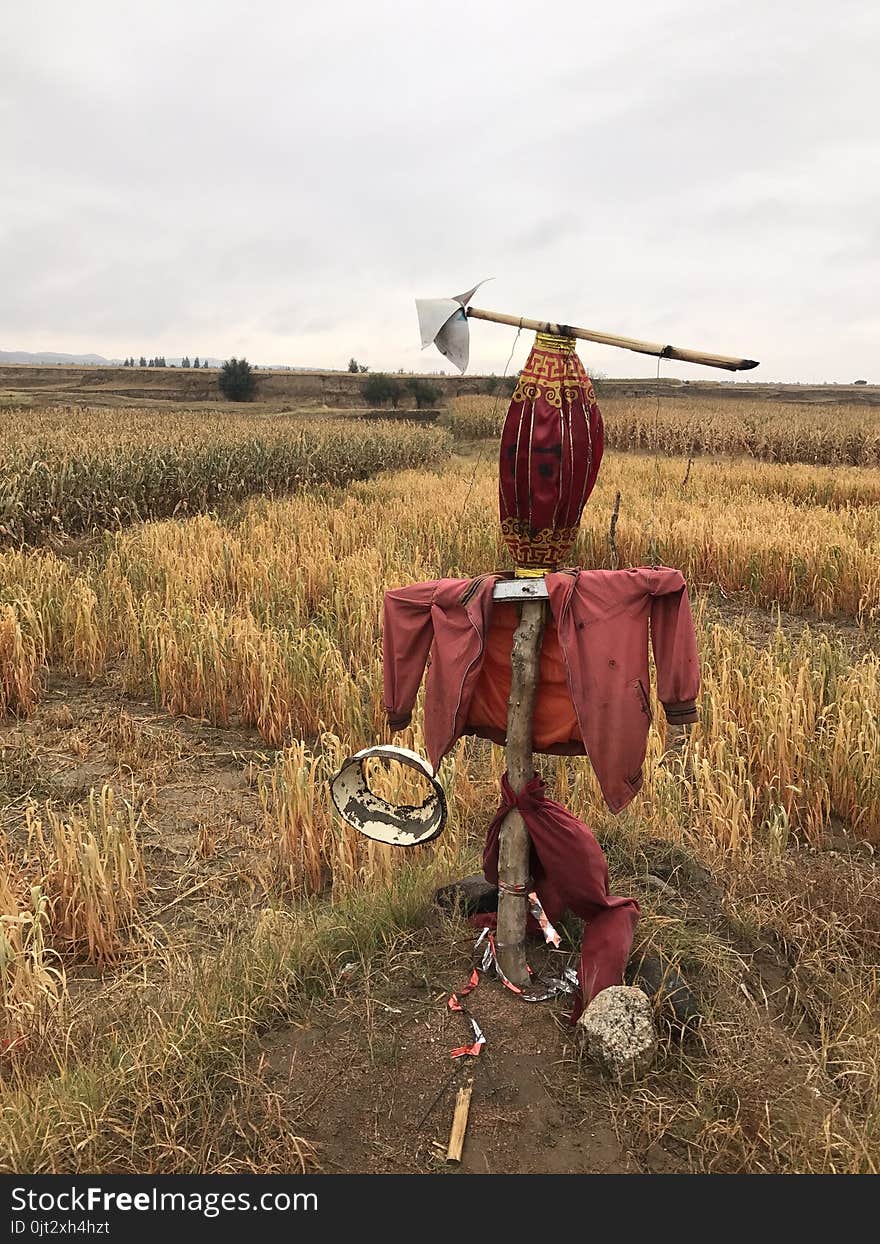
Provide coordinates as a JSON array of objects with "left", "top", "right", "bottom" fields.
[
  {"left": 495, "top": 598, "right": 546, "bottom": 990},
  {"left": 466, "top": 306, "right": 759, "bottom": 372}
]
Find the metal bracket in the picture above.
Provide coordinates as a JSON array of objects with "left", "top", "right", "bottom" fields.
[{"left": 492, "top": 578, "right": 549, "bottom": 601}]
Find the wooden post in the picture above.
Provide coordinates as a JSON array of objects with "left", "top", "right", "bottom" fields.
[{"left": 495, "top": 597, "right": 546, "bottom": 989}]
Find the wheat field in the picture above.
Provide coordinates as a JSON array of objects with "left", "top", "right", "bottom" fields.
[{"left": 0, "top": 395, "right": 878, "bottom": 1173}]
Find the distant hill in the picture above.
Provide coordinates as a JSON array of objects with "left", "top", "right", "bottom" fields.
[
  {"left": 0, "top": 350, "right": 122, "bottom": 366},
  {"left": 0, "top": 350, "right": 298, "bottom": 369}
]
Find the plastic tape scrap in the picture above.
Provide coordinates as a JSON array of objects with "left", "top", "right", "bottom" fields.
[
  {"left": 448, "top": 969, "right": 480, "bottom": 1012},
  {"left": 486, "top": 930, "right": 576, "bottom": 1003},
  {"left": 446, "top": 930, "right": 579, "bottom": 1056},
  {"left": 450, "top": 1014, "right": 486, "bottom": 1058},
  {"left": 448, "top": 969, "right": 486, "bottom": 1058},
  {"left": 487, "top": 933, "right": 524, "bottom": 995},
  {"left": 520, "top": 976, "right": 575, "bottom": 1003},
  {"left": 528, "top": 891, "right": 561, "bottom": 947}
]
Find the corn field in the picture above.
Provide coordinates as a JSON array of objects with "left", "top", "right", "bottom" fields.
[
  {"left": 446, "top": 394, "right": 880, "bottom": 466},
  {"left": 0, "top": 405, "right": 450, "bottom": 543}
]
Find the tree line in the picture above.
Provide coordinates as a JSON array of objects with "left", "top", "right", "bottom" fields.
[{"left": 122, "top": 357, "right": 209, "bottom": 368}]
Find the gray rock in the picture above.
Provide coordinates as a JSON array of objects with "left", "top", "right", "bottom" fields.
[
  {"left": 434, "top": 874, "right": 498, "bottom": 916},
  {"left": 578, "top": 985, "right": 658, "bottom": 1080},
  {"left": 626, "top": 950, "right": 702, "bottom": 1038}
]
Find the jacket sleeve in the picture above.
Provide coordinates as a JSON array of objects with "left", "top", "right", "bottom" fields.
[
  {"left": 649, "top": 574, "right": 700, "bottom": 724},
  {"left": 382, "top": 581, "right": 437, "bottom": 730}
]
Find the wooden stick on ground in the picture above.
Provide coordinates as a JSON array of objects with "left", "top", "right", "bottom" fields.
[
  {"left": 495, "top": 598, "right": 546, "bottom": 990},
  {"left": 446, "top": 1076, "right": 474, "bottom": 1163}
]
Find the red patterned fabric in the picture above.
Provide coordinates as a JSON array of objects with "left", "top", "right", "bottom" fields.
[
  {"left": 499, "top": 333, "right": 604, "bottom": 570},
  {"left": 481, "top": 773, "right": 640, "bottom": 1021}
]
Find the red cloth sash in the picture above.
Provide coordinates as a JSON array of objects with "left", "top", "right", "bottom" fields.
[{"left": 481, "top": 774, "right": 639, "bottom": 1021}]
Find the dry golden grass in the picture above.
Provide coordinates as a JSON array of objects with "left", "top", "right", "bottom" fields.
[
  {"left": 0, "top": 401, "right": 877, "bottom": 1173},
  {"left": 0, "top": 867, "right": 433, "bottom": 1173},
  {"left": 0, "top": 869, "right": 65, "bottom": 1057},
  {"left": 0, "top": 605, "right": 44, "bottom": 715},
  {"left": 26, "top": 785, "right": 145, "bottom": 964},
  {"left": 591, "top": 836, "right": 880, "bottom": 1172},
  {"left": 0, "top": 453, "right": 876, "bottom": 900}
]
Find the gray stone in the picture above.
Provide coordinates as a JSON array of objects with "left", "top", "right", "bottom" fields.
[
  {"left": 578, "top": 985, "right": 658, "bottom": 1080},
  {"left": 434, "top": 874, "right": 498, "bottom": 916},
  {"left": 626, "top": 951, "right": 702, "bottom": 1038}
]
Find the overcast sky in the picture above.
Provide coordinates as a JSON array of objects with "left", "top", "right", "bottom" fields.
[{"left": 3, "top": 0, "right": 878, "bottom": 380}]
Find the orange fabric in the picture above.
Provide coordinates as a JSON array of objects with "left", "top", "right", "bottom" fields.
[{"left": 467, "top": 603, "right": 580, "bottom": 750}]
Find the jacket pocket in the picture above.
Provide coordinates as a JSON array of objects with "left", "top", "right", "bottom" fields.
[{"left": 632, "top": 678, "right": 653, "bottom": 721}]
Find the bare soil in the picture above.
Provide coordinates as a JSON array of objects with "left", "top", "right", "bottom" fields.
[{"left": 257, "top": 919, "right": 681, "bottom": 1175}]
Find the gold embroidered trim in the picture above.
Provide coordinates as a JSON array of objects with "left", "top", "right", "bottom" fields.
[{"left": 501, "top": 517, "right": 579, "bottom": 569}]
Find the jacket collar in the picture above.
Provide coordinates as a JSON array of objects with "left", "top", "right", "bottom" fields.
[
  {"left": 458, "top": 567, "right": 579, "bottom": 609},
  {"left": 458, "top": 571, "right": 506, "bottom": 607}
]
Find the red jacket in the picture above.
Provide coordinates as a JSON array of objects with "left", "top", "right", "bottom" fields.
[{"left": 382, "top": 567, "right": 700, "bottom": 814}]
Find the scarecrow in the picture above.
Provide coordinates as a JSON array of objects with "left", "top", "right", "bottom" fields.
[{"left": 333, "top": 284, "right": 758, "bottom": 1016}]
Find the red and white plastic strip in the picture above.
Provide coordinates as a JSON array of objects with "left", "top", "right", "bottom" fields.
[
  {"left": 446, "top": 927, "right": 577, "bottom": 1055},
  {"left": 448, "top": 967, "right": 487, "bottom": 1057},
  {"left": 527, "top": 890, "right": 561, "bottom": 948}
]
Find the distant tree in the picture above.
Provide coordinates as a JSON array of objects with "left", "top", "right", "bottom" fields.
[
  {"left": 219, "top": 357, "right": 257, "bottom": 402},
  {"left": 193, "top": 357, "right": 201, "bottom": 368},
  {"left": 359, "top": 363, "right": 369, "bottom": 373},
  {"left": 182, "top": 356, "right": 191, "bottom": 368},
  {"left": 362, "top": 373, "right": 403, "bottom": 408},
  {"left": 407, "top": 378, "right": 442, "bottom": 409},
  {"left": 139, "top": 356, "right": 147, "bottom": 367},
  {"left": 348, "top": 358, "right": 360, "bottom": 373}
]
